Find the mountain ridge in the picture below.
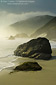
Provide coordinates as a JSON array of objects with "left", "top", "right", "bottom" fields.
[
  {"left": 9, "top": 15, "right": 54, "bottom": 35},
  {"left": 30, "top": 17, "right": 56, "bottom": 40}
]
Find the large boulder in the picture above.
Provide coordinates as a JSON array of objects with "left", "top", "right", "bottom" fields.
[
  {"left": 14, "top": 62, "right": 42, "bottom": 71},
  {"left": 14, "top": 37, "right": 52, "bottom": 60}
]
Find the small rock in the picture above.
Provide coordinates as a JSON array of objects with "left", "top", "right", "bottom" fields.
[
  {"left": 9, "top": 36, "right": 15, "bottom": 40},
  {"left": 14, "top": 62, "right": 42, "bottom": 71}
]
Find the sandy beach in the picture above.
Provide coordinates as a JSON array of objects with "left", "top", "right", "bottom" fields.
[
  {"left": 0, "top": 60, "right": 56, "bottom": 85},
  {"left": 0, "top": 48, "right": 56, "bottom": 85}
]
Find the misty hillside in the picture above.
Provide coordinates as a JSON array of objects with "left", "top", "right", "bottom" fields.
[
  {"left": 9, "top": 15, "right": 53, "bottom": 35},
  {"left": 30, "top": 17, "right": 56, "bottom": 40}
]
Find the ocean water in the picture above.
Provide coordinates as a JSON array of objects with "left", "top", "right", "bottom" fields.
[
  {"left": 0, "top": 38, "right": 31, "bottom": 71},
  {"left": 0, "top": 37, "right": 56, "bottom": 71},
  {"left": 50, "top": 41, "right": 56, "bottom": 48}
]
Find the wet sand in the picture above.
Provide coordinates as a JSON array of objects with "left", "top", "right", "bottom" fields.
[{"left": 0, "top": 49, "right": 56, "bottom": 85}]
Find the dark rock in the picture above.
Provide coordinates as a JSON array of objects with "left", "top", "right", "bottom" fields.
[
  {"left": 34, "top": 53, "right": 52, "bottom": 60},
  {"left": 14, "top": 62, "right": 42, "bottom": 71},
  {"left": 14, "top": 37, "right": 52, "bottom": 60}
]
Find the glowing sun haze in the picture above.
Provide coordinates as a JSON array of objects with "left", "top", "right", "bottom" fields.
[{"left": 0, "top": 0, "right": 56, "bottom": 37}]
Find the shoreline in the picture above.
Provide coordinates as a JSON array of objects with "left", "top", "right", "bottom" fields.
[
  {"left": 0, "top": 59, "right": 56, "bottom": 85},
  {"left": 0, "top": 48, "right": 56, "bottom": 85},
  {"left": 0, "top": 48, "right": 56, "bottom": 72}
]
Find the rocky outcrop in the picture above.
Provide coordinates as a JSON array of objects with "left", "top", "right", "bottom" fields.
[
  {"left": 9, "top": 33, "right": 29, "bottom": 40},
  {"left": 14, "top": 62, "right": 42, "bottom": 71},
  {"left": 14, "top": 37, "right": 52, "bottom": 60},
  {"left": 9, "top": 36, "right": 15, "bottom": 40}
]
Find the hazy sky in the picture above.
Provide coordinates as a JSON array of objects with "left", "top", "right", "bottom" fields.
[
  {"left": 0, "top": 0, "right": 56, "bottom": 37},
  {"left": 0, "top": 0, "right": 56, "bottom": 14}
]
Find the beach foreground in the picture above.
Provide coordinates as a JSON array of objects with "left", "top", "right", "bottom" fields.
[
  {"left": 0, "top": 38, "right": 56, "bottom": 85},
  {"left": 0, "top": 56, "right": 56, "bottom": 85}
]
